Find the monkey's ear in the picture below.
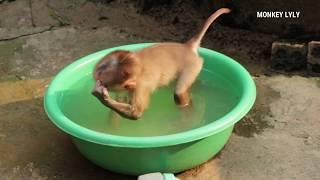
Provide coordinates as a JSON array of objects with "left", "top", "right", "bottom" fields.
[{"left": 124, "top": 79, "right": 136, "bottom": 90}]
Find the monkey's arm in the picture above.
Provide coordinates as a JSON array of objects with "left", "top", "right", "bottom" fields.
[
  {"left": 92, "top": 82, "right": 149, "bottom": 120},
  {"left": 101, "top": 95, "right": 142, "bottom": 120}
]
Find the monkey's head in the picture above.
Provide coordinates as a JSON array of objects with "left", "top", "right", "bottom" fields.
[{"left": 93, "top": 50, "right": 141, "bottom": 91}]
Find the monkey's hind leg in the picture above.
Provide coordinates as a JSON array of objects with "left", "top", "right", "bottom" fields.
[
  {"left": 174, "top": 90, "right": 190, "bottom": 107},
  {"left": 174, "top": 61, "right": 202, "bottom": 107}
]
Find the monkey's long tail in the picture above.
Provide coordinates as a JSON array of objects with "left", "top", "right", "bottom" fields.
[{"left": 186, "top": 8, "right": 231, "bottom": 52}]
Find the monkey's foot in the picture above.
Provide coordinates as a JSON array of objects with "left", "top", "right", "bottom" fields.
[{"left": 174, "top": 93, "right": 191, "bottom": 107}]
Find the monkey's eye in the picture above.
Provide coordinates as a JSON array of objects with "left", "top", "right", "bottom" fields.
[
  {"left": 121, "top": 70, "right": 130, "bottom": 78},
  {"left": 97, "top": 63, "right": 108, "bottom": 71}
]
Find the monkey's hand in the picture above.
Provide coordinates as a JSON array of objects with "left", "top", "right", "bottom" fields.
[
  {"left": 91, "top": 81, "right": 137, "bottom": 119},
  {"left": 92, "top": 81, "right": 146, "bottom": 120},
  {"left": 101, "top": 87, "right": 111, "bottom": 100},
  {"left": 92, "top": 80, "right": 112, "bottom": 104},
  {"left": 92, "top": 80, "right": 109, "bottom": 97}
]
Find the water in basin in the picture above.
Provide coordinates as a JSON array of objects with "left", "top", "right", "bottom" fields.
[{"left": 60, "top": 70, "right": 239, "bottom": 137}]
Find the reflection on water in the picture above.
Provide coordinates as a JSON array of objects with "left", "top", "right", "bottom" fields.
[{"left": 60, "top": 72, "right": 237, "bottom": 137}]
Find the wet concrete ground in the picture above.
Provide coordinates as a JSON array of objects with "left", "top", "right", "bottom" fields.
[{"left": 0, "top": 0, "right": 319, "bottom": 179}]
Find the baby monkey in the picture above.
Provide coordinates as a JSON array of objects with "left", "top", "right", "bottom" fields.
[{"left": 92, "top": 8, "right": 231, "bottom": 120}]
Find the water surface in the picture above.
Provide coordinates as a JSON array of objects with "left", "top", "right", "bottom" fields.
[{"left": 60, "top": 71, "right": 238, "bottom": 137}]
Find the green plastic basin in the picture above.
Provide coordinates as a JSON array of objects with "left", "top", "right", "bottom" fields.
[{"left": 44, "top": 43, "right": 256, "bottom": 175}]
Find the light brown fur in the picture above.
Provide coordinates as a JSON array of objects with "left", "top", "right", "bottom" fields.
[{"left": 92, "top": 8, "right": 231, "bottom": 120}]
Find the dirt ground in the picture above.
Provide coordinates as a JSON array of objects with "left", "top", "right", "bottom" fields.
[{"left": 0, "top": 0, "right": 319, "bottom": 179}]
